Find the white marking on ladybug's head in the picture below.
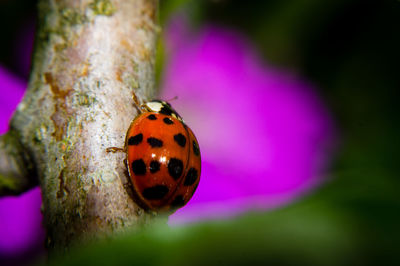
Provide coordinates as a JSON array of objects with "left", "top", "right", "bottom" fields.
[
  {"left": 145, "top": 101, "right": 164, "bottom": 112},
  {"left": 144, "top": 100, "right": 186, "bottom": 123}
]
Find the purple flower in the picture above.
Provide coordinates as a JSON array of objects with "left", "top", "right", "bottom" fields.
[
  {"left": 160, "top": 18, "right": 335, "bottom": 224},
  {"left": 0, "top": 14, "right": 335, "bottom": 254},
  {"left": 0, "top": 67, "right": 44, "bottom": 256},
  {"left": 0, "top": 67, "right": 26, "bottom": 133}
]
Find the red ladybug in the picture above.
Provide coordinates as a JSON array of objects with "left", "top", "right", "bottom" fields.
[{"left": 107, "top": 94, "right": 201, "bottom": 212}]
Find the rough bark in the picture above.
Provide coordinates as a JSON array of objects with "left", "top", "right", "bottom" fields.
[{"left": 1, "top": 0, "right": 159, "bottom": 251}]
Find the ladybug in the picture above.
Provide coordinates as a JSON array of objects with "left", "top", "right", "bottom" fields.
[{"left": 107, "top": 93, "right": 201, "bottom": 212}]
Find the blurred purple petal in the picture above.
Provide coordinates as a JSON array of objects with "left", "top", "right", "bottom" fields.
[
  {"left": 161, "top": 18, "right": 336, "bottom": 224},
  {"left": 0, "top": 187, "right": 43, "bottom": 256},
  {"left": 0, "top": 66, "right": 44, "bottom": 256},
  {"left": 0, "top": 67, "right": 26, "bottom": 133}
]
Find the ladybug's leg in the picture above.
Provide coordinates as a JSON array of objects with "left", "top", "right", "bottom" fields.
[
  {"left": 131, "top": 90, "right": 147, "bottom": 113},
  {"left": 132, "top": 90, "right": 141, "bottom": 107},
  {"left": 106, "top": 147, "right": 126, "bottom": 153}
]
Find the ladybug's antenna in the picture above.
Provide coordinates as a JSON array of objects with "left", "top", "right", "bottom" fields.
[
  {"left": 165, "top": 96, "right": 178, "bottom": 102},
  {"left": 132, "top": 90, "right": 146, "bottom": 113}
]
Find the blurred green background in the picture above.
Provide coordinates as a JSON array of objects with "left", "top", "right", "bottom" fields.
[{"left": 1, "top": 0, "right": 399, "bottom": 265}]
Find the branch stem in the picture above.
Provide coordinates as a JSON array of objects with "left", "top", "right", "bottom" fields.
[{"left": 5, "top": 0, "right": 159, "bottom": 250}]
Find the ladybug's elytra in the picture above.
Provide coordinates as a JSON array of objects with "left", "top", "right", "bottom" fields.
[{"left": 107, "top": 92, "right": 201, "bottom": 212}]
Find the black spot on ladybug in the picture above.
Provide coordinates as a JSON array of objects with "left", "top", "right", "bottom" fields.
[
  {"left": 171, "top": 195, "right": 185, "bottom": 208},
  {"left": 193, "top": 141, "right": 200, "bottom": 156},
  {"left": 128, "top": 133, "right": 143, "bottom": 145},
  {"left": 147, "top": 114, "right": 157, "bottom": 120},
  {"left": 168, "top": 158, "right": 183, "bottom": 180},
  {"left": 174, "top": 133, "right": 186, "bottom": 147},
  {"left": 131, "top": 159, "right": 146, "bottom": 175},
  {"left": 159, "top": 106, "right": 173, "bottom": 116},
  {"left": 163, "top": 117, "right": 174, "bottom": 125},
  {"left": 142, "top": 185, "right": 169, "bottom": 200},
  {"left": 147, "top": 137, "right": 163, "bottom": 148},
  {"left": 184, "top": 168, "right": 198, "bottom": 186},
  {"left": 149, "top": 160, "right": 160, "bottom": 173}
]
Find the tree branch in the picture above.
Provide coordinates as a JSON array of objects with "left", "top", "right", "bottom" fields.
[
  {"left": 0, "top": 131, "right": 37, "bottom": 195},
  {"left": 4, "top": 0, "right": 159, "bottom": 250}
]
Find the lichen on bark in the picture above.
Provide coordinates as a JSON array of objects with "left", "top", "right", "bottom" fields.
[{"left": 0, "top": 0, "right": 160, "bottom": 251}]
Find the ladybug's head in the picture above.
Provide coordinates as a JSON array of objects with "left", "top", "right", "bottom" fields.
[{"left": 143, "top": 100, "right": 184, "bottom": 122}]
